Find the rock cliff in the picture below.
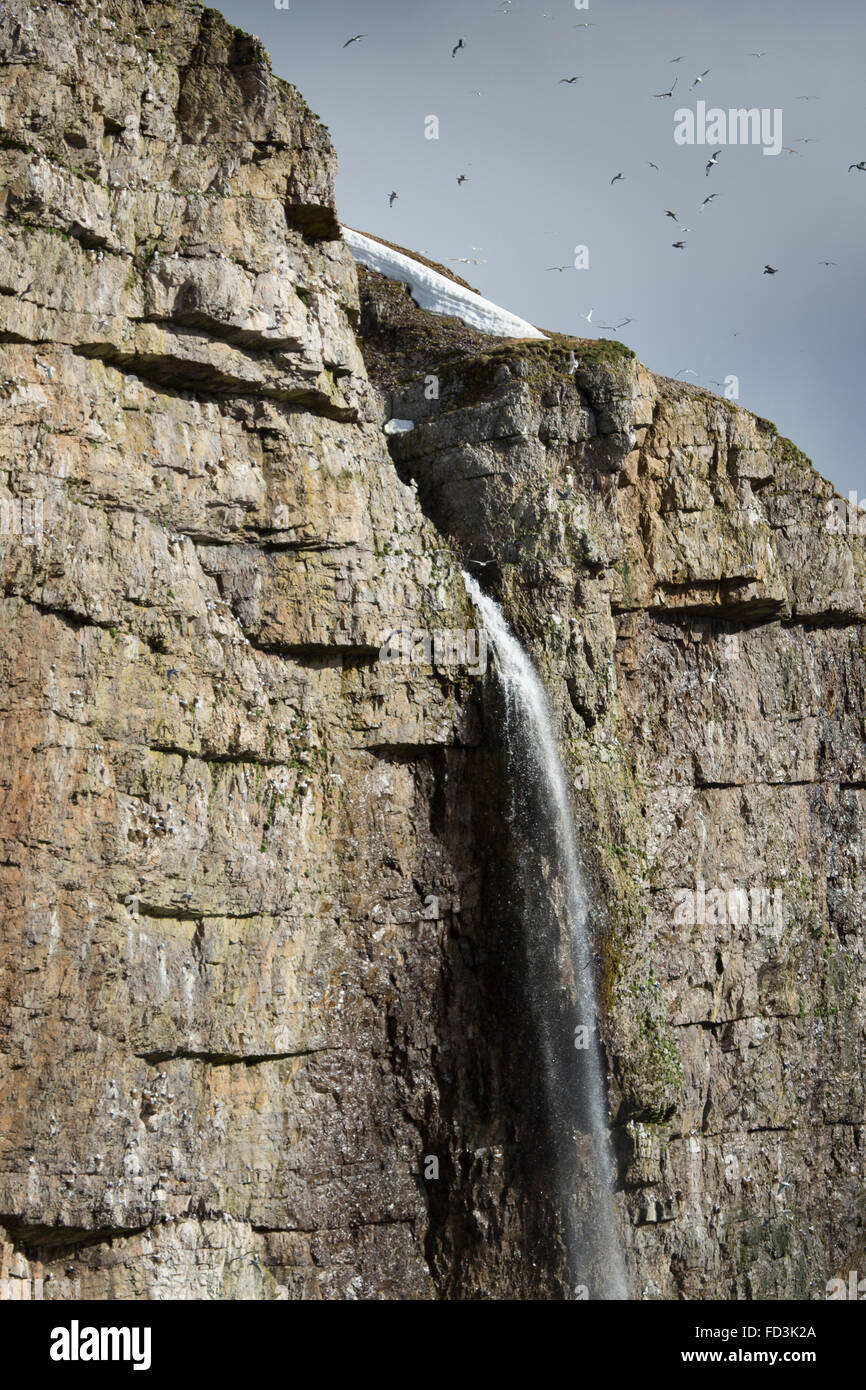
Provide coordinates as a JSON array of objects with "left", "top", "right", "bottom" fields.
[{"left": 1, "top": 0, "right": 863, "bottom": 1300}]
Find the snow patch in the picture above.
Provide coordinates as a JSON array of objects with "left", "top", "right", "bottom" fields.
[{"left": 343, "top": 228, "right": 546, "bottom": 341}]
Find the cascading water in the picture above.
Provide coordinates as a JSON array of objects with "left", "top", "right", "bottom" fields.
[{"left": 464, "top": 572, "right": 628, "bottom": 1300}]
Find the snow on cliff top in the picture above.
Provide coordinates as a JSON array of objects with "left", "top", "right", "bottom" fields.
[{"left": 342, "top": 228, "right": 547, "bottom": 341}]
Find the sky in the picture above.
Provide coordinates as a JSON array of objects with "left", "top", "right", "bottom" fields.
[{"left": 215, "top": 0, "right": 865, "bottom": 498}]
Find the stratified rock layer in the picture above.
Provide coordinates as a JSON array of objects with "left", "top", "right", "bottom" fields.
[{"left": 0, "top": 0, "right": 863, "bottom": 1301}]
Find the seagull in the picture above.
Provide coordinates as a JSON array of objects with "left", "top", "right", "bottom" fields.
[
  {"left": 559, "top": 76, "right": 583, "bottom": 83},
  {"left": 848, "top": 161, "right": 866, "bottom": 172},
  {"left": 691, "top": 68, "right": 710, "bottom": 87},
  {"left": 701, "top": 193, "right": 720, "bottom": 206},
  {"left": 648, "top": 161, "right": 660, "bottom": 171},
  {"left": 653, "top": 78, "right": 678, "bottom": 98},
  {"left": 672, "top": 240, "right": 687, "bottom": 249},
  {"left": 705, "top": 149, "right": 721, "bottom": 175},
  {"left": 343, "top": 34, "right": 366, "bottom": 47},
  {"left": 599, "top": 317, "right": 633, "bottom": 331},
  {"left": 665, "top": 209, "right": 679, "bottom": 220},
  {"left": 749, "top": 51, "right": 768, "bottom": 58},
  {"left": 452, "top": 37, "right": 466, "bottom": 57},
  {"left": 546, "top": 264, "right": 572, "bottom": 272},
  {"left": 676, "top": 369, "right": 697, "bottom": 378},
  {"left": 670, "top": 56, "right": 684, "bottom": 63},
  {"left": 797, "top": 94, "right": 819, "bottom": 101},
  {"left": 610, "top": 171, "right": 624, "bottom": 184},
  {"left": 456, "top": 173, "right": 468, "bottom": 185},
  {"left": 763, "top": 264, "right": 779, "bottom": 274},
  {"left": 567, "top": 351, "right": 579, "bottom": 373},
  {"left": 783, "top": 147, "right": 801, "bottom": 155},
  {"left": 819, "top": 260, "right": 837, "bottom": 266},
  {"left": 450, "top": 256, "right": 484, "bottom": 264},
  {"left": 388, "top": 190, "right": 398, "bottom": 207},
  {"left": 573, "top": 21, "right": 595, "bottom": 26},
  {"left": 580, "top": 308, "right": 594, "bottom": 323},
  {"left": 16, "top": 280, "right": 33, "bottom": 299}
]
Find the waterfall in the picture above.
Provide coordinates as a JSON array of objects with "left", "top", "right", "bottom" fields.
[{"left": 464, "top": 572, "right": 628, "bottom": 1300}]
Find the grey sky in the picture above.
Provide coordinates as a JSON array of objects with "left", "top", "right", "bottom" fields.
[{"left": 216, "top": 0, "right": 865, "bottom": 497}]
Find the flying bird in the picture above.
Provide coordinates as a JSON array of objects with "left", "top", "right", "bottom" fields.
[
  {"left": 797, "top": 94, "right": 819, "bottom": 100},
  {"left": 648, "top": 161, "right": 660, "bottom": 171},
  {"left": 670, "top": 56, "right": 684, "bottom": 63},
  {"left": 783, "top": 147, "right": 801, "bottom": 156},
  {"left": 559, "top": 76, "right": 583, "bottom": 83},
  {"left": 610, "top": 171, "right": 624, "bottom": 184},
  {"left": 848, "top": 161, "right": 866, "bottom": 172},
  {"left": 672, "top": 240, "right": 687, "bottom": 249},
  {"left": 654, "top": 78, "right": 678, "bottom": 98},
  {"left": 676, "top": 369, "right": 697, "bottom": 378},
  {"left": 599, "top": 318, "right": 633, "bottom": 331},
  {"left": 763, "top": 264, "right": 779, "bottom": 274},
  {"left": 691, "top": 69, "right": 710, "bottom": 87},
  {"left": 456, "top": 173, "right": 468, "bottom": 185},
  {"left": 705, "top": 149, "right": 721, "bottom": 175},
  {"left": 580, "top": 308, "right": 594, "bottom": 323},
  {"left": 452, "top": 37, "right": 466, "bottom": 56},
  {"left": 749, "top": 51, "right": 768, "bottom": 58},
  {"left": 546, "top": 264, "right": 572, "bottom": 272},
  {"left": 665, "top": 209, "right": 679, "bottom": 220},
  {"left": 819, "top": 260, "right": 837, "bottom": 266},
  {"left": 701, "top": 193, "right": 720, "bottom": 205},
  {"left": 573, "top": 21, "right": 595, "bottom": 26},
  {"left": 388, "top": 190, "right": 398, "bottom": 207},
  {"left": 343, "top": 34, "right": 366, "bottom": 47}
]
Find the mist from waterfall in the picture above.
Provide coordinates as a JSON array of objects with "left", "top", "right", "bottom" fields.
[{"left": 464, "top": 572, "right": 628, "bottom": 1300}]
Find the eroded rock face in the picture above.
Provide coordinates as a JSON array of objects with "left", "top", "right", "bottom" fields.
[
  {"left": 1, "top": 0, "right": 863, "bottom": 1302},
  {"left": 359, "top": 268, "right": 866, "bottom": 1299}
]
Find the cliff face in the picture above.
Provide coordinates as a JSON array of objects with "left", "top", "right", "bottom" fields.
[{"left": 1, "top": 0, "right": 864, "bottom": 1301}]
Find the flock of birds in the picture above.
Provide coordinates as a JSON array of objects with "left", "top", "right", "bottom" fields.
[{"left": 341, "top": 19, "right": 862, "bottom": 348}]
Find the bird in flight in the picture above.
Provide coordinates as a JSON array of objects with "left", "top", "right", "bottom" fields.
[
  {"left": 450, "top": 256, "right": 484, "bottom": 265},
  {"left": 691, "top": 68, "right": 710, "bottom": 87},
  {"left": 560, "top": 76, "right": 583, "bottom": 83},
  {"left": 670, "top": 56, "right": 684, "bottom": 63},
  {"left": 388, "top": 190, "right": 398, "bottom": 207},
  {"left": 819, "top": 260, "right": 837, "bottom": 267},
  {"left": 599, "top": 317, "right": 634, "bottom": 331},
  {"left": 648, "top": 161, "right": 660, "bottom": 171},
  {"left": 580, "top": 309, "right": 594, "bottom": 324},
  {"left": 343, "top": 34, "right": 366, "bottom": 47},
  {"left": 573, "top": 21, "right": 595, "bottom": 27},
  {"left": 546, "top": 264, "right": 573, "bottom": 272},
  {"left": 797, "top": 94, "right": 819, "bottom": 101},
  {"left": 457, "top": 173, "right": 468, "bottom": 185},
  {"left": 610, "top": 171, "right": 624, "bottom": 184},
  {"left": 783, "top": 147, "right": 801, "bottom": 156},
  {"left": 452, "top": 37, "right": 466, "bottom": 56},
  {"left": 672, "top": 240, "right": 687, "bottom": 249},
  {"left": 701, "top": 193, "right": 720, "bottom": 206},
  {"left": 676, "top": 369, "right": 697, "bottom": 378},
  {"left": 665, "top": 209, "right": 679, "bottom": 220},
  {"left": 654, "top": 78, "right": 678, "bottom": 98},
  {"left": 763, "top": 264, "right": 779, "bottom": 274},
  {"left": 706, "top": 149, "right": 721, "bottom": 175},
  {"left": 848, "top": 160, "right": 866, "bottom": 172},
  {"left": 749, "top": 51, "right": 768, "bottom": 58}
]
